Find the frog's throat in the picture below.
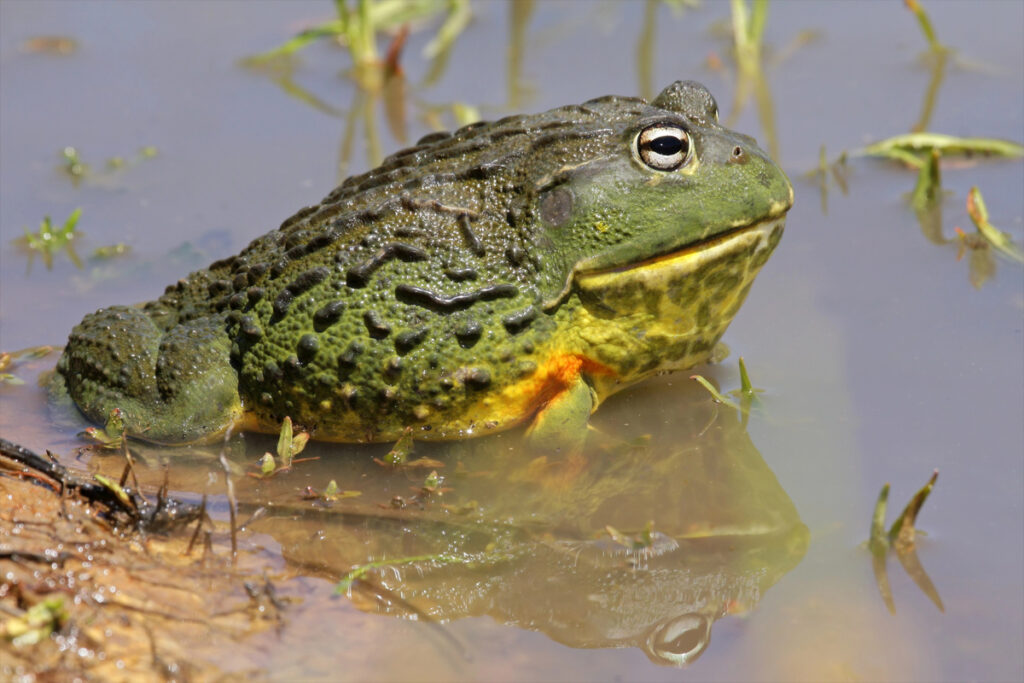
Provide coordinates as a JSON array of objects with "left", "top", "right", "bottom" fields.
[{"left": 569, "top": 215, "right": 785, "bottom": 394}]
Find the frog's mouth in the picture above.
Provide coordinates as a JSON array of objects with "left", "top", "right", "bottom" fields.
[{"left": 575, "top": 215, "right": 786, "bottom": 283}]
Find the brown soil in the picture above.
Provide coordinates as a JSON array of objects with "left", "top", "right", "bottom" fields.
[{"left": 1, "top": 444, "right": 286, "bottom": 681}]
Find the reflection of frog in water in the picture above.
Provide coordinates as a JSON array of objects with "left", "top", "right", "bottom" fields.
[{"left": 258, "top": 378, "right": 808, "bottom": 666}]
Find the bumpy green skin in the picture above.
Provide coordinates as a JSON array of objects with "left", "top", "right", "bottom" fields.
[{"left": 54, "top": 81, "right": 792, "bottom": 445}]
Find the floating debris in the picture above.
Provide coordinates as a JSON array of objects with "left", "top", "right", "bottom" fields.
[
  {"left": 20, "top": 35, "right": 78, "bottom": 55},
  {"left": 860, "top": 133, "right": 1024, "bottom": 166}
]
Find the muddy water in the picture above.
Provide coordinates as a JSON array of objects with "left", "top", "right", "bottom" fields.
[{"left": 2, "top": 1, "right": 1022, "bottom": 680}]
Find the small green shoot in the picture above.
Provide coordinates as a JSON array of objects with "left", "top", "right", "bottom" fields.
[
  {"left": 21, "top": 208, "right": 82, "bottom": 270},
  {"left": 249, "top": 416, "right": 313, "bottom": 478},
  {"left": 867, "top": 471, "right": 943, "bottom": 614},
  {"left": 423, "top": 0, "right": 471, "bottom": 60},
  {"left": 887, "top": 470, "right": 938, "bottom": 546},
  {"left": 243, "top": 0, "right": 469, "bottom": 78},
  {"left": 1, "top": 597, "right": 68, "bottom": 647},
  {"left": 372, "top": 428, "right": 444, "bottom": 469},
  {"left": 690, "top": 375, "right": 741, "bottom": 411},
  {"left": 966, "top": 186, "right": 1024, "bottom": 263},
  {"left": 692, "top": 355, "right": 765, "bottom": 412},
  {"left": 376, "top": 425, "right": 414, "bottom": 466},
  {"left": 423, "top": 470, "right": 442, "bottom": 490},
  {"left": 730, "top": 0, "right": 768, "bottom": 66},
  {"left": 300, "top": 480, "right": 362, "bottom": 502},
  {"left": 904, "top": 0, "right": 943, "bottom": 53},
  {"left": 276, "top": 415, "right": 310, "bottom": 469},
  {"left": 725, "top": 0, "right": 780, "bottom": 159},
  {"left": 334, "top": 553, "right": 465, "bottom": 595},
  {"left": 413, "top": 469, "right": 452, "bottom": 500},
  {"left": 81, "top": 407, "right": 126, "bottom": 449},
  {"left": 734, "top": 357, "right": 762, "bottom": 401}
]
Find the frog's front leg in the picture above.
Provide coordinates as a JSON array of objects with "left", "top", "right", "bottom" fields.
[{"left": 524, "top": 372, "right": 597, "bottom": 457}]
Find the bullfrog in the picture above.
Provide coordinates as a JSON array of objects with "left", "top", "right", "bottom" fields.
[{"left": 53, "top": 80, "right": 792, "bottom": 448}]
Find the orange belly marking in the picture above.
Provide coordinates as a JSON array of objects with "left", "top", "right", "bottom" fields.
[{"left": 520, "top": 353, "right": 616, "bottom": 416}]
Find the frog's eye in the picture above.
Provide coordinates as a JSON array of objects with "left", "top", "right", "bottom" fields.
[{"left": 636, "top": 124, "right": 691, "bottom": 171}]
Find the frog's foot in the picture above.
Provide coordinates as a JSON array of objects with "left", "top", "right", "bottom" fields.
[
  {"left": 56, "top": 306, "right": 242, "bottom": 444},
  {"left": 521, "top": 374, "right": 596, "bottom": 488}
]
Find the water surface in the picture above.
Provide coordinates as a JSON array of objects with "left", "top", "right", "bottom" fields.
[{"left": 1, "top": 1, "right": 1022, "bottom": 680}]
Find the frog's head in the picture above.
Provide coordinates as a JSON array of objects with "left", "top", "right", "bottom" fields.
[{"left": 534, "top": 80, "right": 793, "bottom": 310}]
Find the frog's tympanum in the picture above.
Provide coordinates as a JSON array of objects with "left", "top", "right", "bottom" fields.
[{"left": 53, "top": 81, "right": 792, "bottom": 448}]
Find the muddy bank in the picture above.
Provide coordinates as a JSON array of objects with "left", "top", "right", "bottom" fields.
[{"left": 0, "top": 441, "right": 284, "bottom": 681}]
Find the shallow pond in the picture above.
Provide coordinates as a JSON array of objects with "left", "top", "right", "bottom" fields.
[{"left": 1, "top": 1, "right": 1022, "bottom": 680}]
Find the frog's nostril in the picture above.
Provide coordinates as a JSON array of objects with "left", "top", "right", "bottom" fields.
[{"left": 729, "top": 145, "right": 747, "bottom": 164}]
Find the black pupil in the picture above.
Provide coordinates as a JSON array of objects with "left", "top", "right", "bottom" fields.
[{"left": 648, "top": 135, "right": 684, "bottom": 156}]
